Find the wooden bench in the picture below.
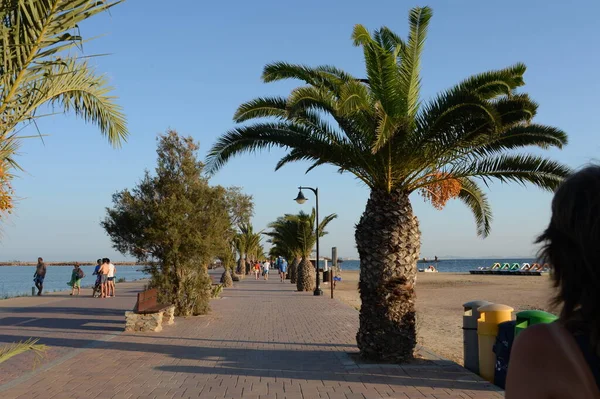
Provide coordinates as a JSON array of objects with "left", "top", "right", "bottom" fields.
[
  {"left": 125, "top": 288, "right": 175, "bottom": 332},
  {"left": 135, "top": 288, "right": 172, "bottom": 314}
]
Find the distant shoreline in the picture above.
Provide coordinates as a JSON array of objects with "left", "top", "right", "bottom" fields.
[{"left": 0, "top": 261, "right": 142, "bottom": 266}]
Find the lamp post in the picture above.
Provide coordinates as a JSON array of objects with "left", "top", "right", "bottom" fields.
[{"left": 294, "top": 186, "right": 323, "bottom": 296}]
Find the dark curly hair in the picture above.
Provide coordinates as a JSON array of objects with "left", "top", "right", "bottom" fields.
[{"left": 536, "top": 165, "right": 600, "bottom": 351}]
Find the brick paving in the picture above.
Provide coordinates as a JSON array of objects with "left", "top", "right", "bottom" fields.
[{"left": 0, "top": 271, "right": 503, "bottom": 398}]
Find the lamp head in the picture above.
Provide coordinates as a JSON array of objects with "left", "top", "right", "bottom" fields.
[{"left": 294, "top": 190, "right": 308, "bottom": 204}]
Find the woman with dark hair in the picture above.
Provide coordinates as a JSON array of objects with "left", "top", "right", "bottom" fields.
[{"left": 506, "top": 166, "right": 600, "bottom": 398}]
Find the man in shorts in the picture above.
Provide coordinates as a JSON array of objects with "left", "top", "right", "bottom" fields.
[
  {"left": 33, "top": 257, "right": 46, "bottom": 296},
  {"left": 107, "top": 259, "right": 116, "bottom": 297},
  {"left": 262, "top": 259, "right": 270, "bottom": 280},
  {"left": 98, "top": 258, "right": 110, "bottom": 298}
]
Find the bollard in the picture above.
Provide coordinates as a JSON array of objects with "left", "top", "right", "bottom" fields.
[
  {"left": 515, "top": 310, "right": 558, "bottom": 337},
  {"left": 477, "top": 303, "right": 514, "bottom": 383},
  {"left": 32, "top": 287, "right": 35, "bottom": 296},
  {"left": 463, "top": 300, "right": 491, "bottom": 374}
]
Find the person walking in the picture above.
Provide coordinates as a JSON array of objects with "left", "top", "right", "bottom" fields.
[
  {"left": 279, "top": 257, "right": 288, "bottom": 282},
  {"left": 506, "top": 166, "right": 600, "bottom": 399},
  {"left": 107, "top": 259, "right": 116, "bottom": 297},
  {"left": 68, "top": 263, "right": 84, "bottom": 296},
  {"left": 263, "top": 259, "right": 270, "bottom": 280},
  {"left": 253, "top": 261, "right": 260, "bottom": 280},
  {"left": 33, "top": 257, "right": 46, "bottom": 296}
]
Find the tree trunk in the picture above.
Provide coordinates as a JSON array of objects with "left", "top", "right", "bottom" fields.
[
  {"left": 236, "top": 257, "right": 244, "bottom": 276},
  {"left": 220, "top": 269, "right": 233, "bottom": 288},
  {"left": 355, "top": 189, "right": 420, "bottom": 363},
  {"left": 289, "top": 257, "right": 300, "bottom": 284},
  {"left": 296, "top": 257, "right": 315, "bottom": 292}
]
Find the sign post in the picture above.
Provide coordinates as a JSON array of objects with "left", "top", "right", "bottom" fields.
[{"left": 331, "top": 247, "right": 337, "bottom": 299}]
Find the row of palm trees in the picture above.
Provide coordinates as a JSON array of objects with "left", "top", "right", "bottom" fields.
[{"left": 206, "top": 6, "right": 571, "bottom": 362}]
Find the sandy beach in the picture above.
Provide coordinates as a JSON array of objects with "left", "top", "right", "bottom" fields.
[{"left": 334, "top": 270, "right": 556, "bottom": 365}]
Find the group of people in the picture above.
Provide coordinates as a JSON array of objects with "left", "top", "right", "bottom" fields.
[
  {"left": 92, "top": 258, "right": 117, "bottom": 298},
  {"left": 251, "top": 257, "right": 288, "bottom": 282},
  {"left": 31, "top": 257, "right": 116, "bottom": 297}
]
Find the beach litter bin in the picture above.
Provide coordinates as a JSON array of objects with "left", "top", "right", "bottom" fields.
[
  {"left": 514, "top": 310, "right": 558, "bottom": 337},
  {"left": 477, "top": 303, "right": 514, "bottom": 383},
  {"left": 493, "top": 320, "right": 517, "bottom": 389},
  {"left": 463, "top": 300, "right": 491, "bottom": 374}
]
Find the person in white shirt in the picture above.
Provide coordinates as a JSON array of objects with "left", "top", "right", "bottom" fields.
[
  {"left": 107, "top": 259, "right": 117, "bottom": 297},
  {"left": 263, "top": 260, "right": 270, "bottom": 280}
]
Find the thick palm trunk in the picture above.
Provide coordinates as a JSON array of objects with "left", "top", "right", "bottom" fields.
[
  {"left": 355, "top": 189, "right": 420, "bottom": 363},
  {"left": 220, "top": 269, "right": 233, "bottom": 288},
  {"left": 289, "top": 257, "right": 300, "bottom": 283},
  {"left": 296, "top": 257, "right": 315, "bottom": 292},
  {"left": 236, "top": 257, "right": 244, "bottom": 276}
]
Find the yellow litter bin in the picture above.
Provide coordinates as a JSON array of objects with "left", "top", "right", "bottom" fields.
[{"left": 477, "top": 303, "right": 514, "bottom": 383}]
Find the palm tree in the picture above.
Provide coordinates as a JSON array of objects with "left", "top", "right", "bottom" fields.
[
  {"left": 265, "top": 210, "right": 336, "bottom": 291},
  {"left": 264, "top": 215, "right": 302, "bottom": 283},
  {"left": 294, "top": 209, "right": 336, "bottom": 292},
  {"left": 0, "top": 0, "right": 128, "bottom": 218},
  {"left": 237, "top": 223, "right": 262, "bottom": 274},
  {"left": 206, "top": 6, "right": 570, "bottom": 362},
  {"left": 232, "top": 232, "right": 247, "bottom": 276}
]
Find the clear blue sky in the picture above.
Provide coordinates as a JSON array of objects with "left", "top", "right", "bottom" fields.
[{"left": 1, "top": 0, "right": 598, "bottom": 261}]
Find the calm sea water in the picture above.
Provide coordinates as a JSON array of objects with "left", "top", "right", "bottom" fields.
[
  {"left": 338, "top": 258, "right": 536, "bottom": 273},
  {"left": 0, "top": 265, "right": 147, "bottom": 298}
]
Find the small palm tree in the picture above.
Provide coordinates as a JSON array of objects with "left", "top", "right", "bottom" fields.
[
  {"left": 0, "top": 0, "right": 127, "bottom": 218},
  {"left": 237, "top": 223, "right": 262, "bottom": 274},
  {"left": 264, "top": 215, "right": 303, "bottom": 283},
  {"left": 265, "top": 210, "right": 336, "bottom": 291},
  {"left": 207, "top": 6, "right": 570, "bottom": 362}
]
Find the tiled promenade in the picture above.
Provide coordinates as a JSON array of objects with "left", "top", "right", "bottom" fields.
[{"left": 0, "top": 271, "right": 503, "bottom": 398}]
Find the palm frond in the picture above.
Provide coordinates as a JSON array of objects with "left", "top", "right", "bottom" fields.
[
  {"left": 474, "top": 124, "right": 568, "bottom": 157},
  {"left": 456, "top": 177, "right": 492, "bottom": 238},
  {"left": 455, "top": 63, "right": 527, "bottom": 99},
  {"left": 233, "top": 96, "right": 288, "bottom": 123},
  {"left": 398, "top": 6, "right": 432, "bottom": 121},
  {"left": 0, "top": 338, "right": 46, "bottom": 365},
  {"left": 450, "top": 154, "right": 572, "bottom": 191}
]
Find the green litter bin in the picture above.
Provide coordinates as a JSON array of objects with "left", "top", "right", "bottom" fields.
[{"left": 514, "top": 310, "right": 558, "bottom": 337}]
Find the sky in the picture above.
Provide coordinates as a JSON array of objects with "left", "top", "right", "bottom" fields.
[{"left": 1, "top": 0, "right": 599, "bottom": 261}]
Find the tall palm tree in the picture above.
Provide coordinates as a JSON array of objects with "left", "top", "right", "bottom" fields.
[
  {"left": 0, "top": 0, "right": 128, "bottom": 218},
  {"left": 206, "top": 7, "right": 570, "bottom": 362}
]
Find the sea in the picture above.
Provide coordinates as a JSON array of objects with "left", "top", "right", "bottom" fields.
[
  {"left": 337, "top": 258, "right": 536, "bottom": 273},
  {"left": 0, "top": 258, "right": 537, "bottom": 299},
  {"left": 0, "top": 265, "right": 147, "bottom": 299}
]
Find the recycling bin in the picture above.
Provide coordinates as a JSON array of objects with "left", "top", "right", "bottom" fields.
[
  {"left": 477, "top": 303, "right": 514, "bottom": 383},
  {"left": 463, "top": 300, "right": 491, "bottom": 374}
]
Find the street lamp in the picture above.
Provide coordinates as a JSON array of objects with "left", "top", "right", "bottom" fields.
[{"left": 294, "top": 186, "right": 323, "bottom": 296}]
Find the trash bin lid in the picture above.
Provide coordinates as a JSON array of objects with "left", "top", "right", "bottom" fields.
[
  {"left": 516, "top": 310, "right": 558, "bottom": 324},
  {"left": 463, "top": 300, "right": 491, "bottom": 310},
  {"left": 478, "top": 303, "right": 514, "bottom": 313}
]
